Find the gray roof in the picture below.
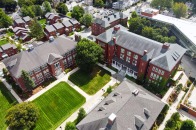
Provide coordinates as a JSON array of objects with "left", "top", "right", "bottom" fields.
[
  {"left": 0, "top": 48, "right": 3, "bottom": 52},
  {"left": 15, "top": 18, "right": 25, "bottom": 24},
  {"left": 3, "top": 35, "right": 77, "bottom": 78},
  {"left": 47, "top": 53, "right": 63, "bottom": 64},
  {"left": 114, "top": 30, "right": 186, "bottom": 71},
  {"left": 45, "top": 25, "right": 56, "bottom": 32},
  {"left": 1, "top": 43, "right": 17, "bottom": 50},
  {"left": 69, "top": 19, "right": 79, "bottom": 25},
  {"left": 93, "top": 12, "right": 128, "bottom": 28},
  {"left": 77, "top": 80, "right": 165, "bottom": 130},
  {"left": 45, "top": 12, "right": 52, "bottom": 18},
  {"left": 96, "top": 24, "right": 128, "bottom": 43},
  {"left": 23, "top": 16, "right": 31, "bottom": 22},
  {"left": 62, "top": 20, "right": 73, "bottom": 27},
  {"left": 53, "top": 23, "right": 64, "bottom": 30}
]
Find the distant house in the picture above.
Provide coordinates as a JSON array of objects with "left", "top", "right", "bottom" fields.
[
  {"left": 53, "top": 23, "right": 65, "bottom": 35},
  {"left": 14, "top": 18, "right": 26, "bottom": 28},
  {"left": 69, "top": 19, "right": 80, "bottom": 30},
  {"left": 0, "top": 43, "right": 18, "bottom": 60},
  {"left": 92, "top": 12, "right": 128, "bottom": 36},
  {"left": 13, "top": 27, "right": 31, "bottom": 42},
  {"left": 45, "top": 13, "right": 61, "bottom": 25},
  {"left": 44, "top": 25, "right": 57, "bottom": 39},
  {"left": 22, "top": 16, "right": 32, "bottom": 25},
  {"left": 3, "top": 36, "right": 77, "bottom": 92},
  {"left": 77, "top": 80, "right": 165, "bottom": 130},
  {"left": 62, "top": 20, "right": 73, "bottom": 35}
]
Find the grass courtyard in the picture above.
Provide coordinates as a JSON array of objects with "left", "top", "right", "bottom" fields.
[
  {"left": 33, "top": 82, "right": 85, "bottom": 130},
  {"left": 0, "top": 39, "right": 8, "bottom": 46},
  {"left": 69, "top": 66, "right": 111, "bottom": 95},
  {"left": 0, "top": 82, "right": 17, "bottom": 130},
  {"left": 38, "top": 19, "right": 46, "bottom": 28}
]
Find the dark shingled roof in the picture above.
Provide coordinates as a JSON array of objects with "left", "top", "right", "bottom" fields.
[
  {"left": 77, "top": 80, "right": 165, "bottom": 130},
  {"left": 45, "top": 25, "right": 56, "bottom": 32},
  {"left": 53, "top": 23, "right": 64, "bottom": 30},
  {"left": 1, "top": 43, "right": 17, "bottom": 50},
  {"left": 3, "top": 35, "right": 77, "bottom": 78}
]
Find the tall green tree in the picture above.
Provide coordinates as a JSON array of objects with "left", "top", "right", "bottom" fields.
[
  {"left": 142, "top": 26, "right": 154, "bottom": 39},
  {"left": 76, "top": 108, "right": 86, "bottom": 124},
  {"left": 0, "top": 9, "right": 13, "bottom": 28},
  {"left": 21, "top": 6, "right": 35, "bottom": 18},
  {"left": 75, "top": 39, "right": 103, "bottom": 72},
  {"left": 31, "top": 5, "right": 43, "bottom": 17},
  {"left": 21, "top": 70, "right": 35, "bottom": 90},
  {"left": 80, "top": 13, "right": 93, "bottom": 27},
  {"left": 43, "top": 1, "right": 52, "bottom": 14},
  {"left": 71, "top": 5, "right": 84, "bottom": 21},
  {"left": 4, "top": 0, "right": 17, "bottom": 12},
  {"left": 131, "top": 11, "right": 138, "bottom": 18},
  {"left": 173, "top": 2, "right": 187, "bottom": 18},
  {"left": 56, "top": 2, "right": 68, "bottom": 15},
  {"left": 6, "top": 102, "right": 39, "bottom": 130},
  {"left": 18, "top": 0, "right": 33, "bottom": 7},
  {"left": 0, "top": 0, "right": 6, "bottom": 8},
  {"left": 151, "top": 0, "right": 173, "bottom": 9},
  {"left": 180, "top": 120, "right": 195, "bottom": 130},
  {"left": 94, "top": 0, "right": 104, "bottom": 7},
  {"left": 29, "top": 19, "right": 44, "bottom": 40},
  {"left": 65, "top": 122, "right": 77, "bottom": 130}
]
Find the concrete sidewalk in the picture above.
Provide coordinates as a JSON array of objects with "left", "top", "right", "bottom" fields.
[{"left": 1, "top": 78, "right": 23, "bottom": 103}]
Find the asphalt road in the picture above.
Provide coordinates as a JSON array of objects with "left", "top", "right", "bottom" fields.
[{"left": 181, "top": 54, "right": 196, "bottom": 79}]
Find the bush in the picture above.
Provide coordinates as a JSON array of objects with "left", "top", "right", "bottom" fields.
[
  {"left": 106, "top": 86, "right": 112, "bottom": 94},
  {"left": 65, "top": 68, "right": 71, "bottom": 74},
  {"left": 156, "top": 105, "right": 169, "bottom": 126},
  {"left": 65, "top": 122, "right": 76, "bottom": 130}
]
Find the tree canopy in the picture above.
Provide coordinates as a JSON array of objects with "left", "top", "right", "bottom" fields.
[
  {"left": 180, "top": 120, "right": 195, "bottom": 130},
  {"left": 94, "top": 0, "right": 105, "bottom": 7},
  {"left": 80, "top": 13, "right": 93, "bottom": 27},
  {"left": 150, "top": 0, "right": 173, "bottom": 9},
  {"left": 21, "top": 70, "right": 35, "bottom": 90},
  {"left": 71, "top": 5, "right": 84, "bottom": 21},
  {"left": 56, "top": 2, "right": 68, "bottom": 15},
  {"left": 21, "top": 5, "right": 35, "bottom": 18},
  {"left": 76, "top": 108, "right": 86, "bottom": 124},
  {"left": 0, "top": 9, "right": 13, "bottom": 28},
  {"left": 75, "top": 39, "right": 103, "bottom": 72},
  {"left": 65, "top": 122, "right": 77, "bottom": 130},
  {"left": 43, "top": 1, "right": 52, "bottom": 14},
  {"left": 4, "top": 0, "right": 17, "bottom": 12},
  {"left": 29, "top": 19, "right": 44, "bottom": 40},
  {"left": 172, "top": 2, "right": 187, "bottom": 18},
  {"left": 6, "top": 102, "right": 39, "bottom": 130}
]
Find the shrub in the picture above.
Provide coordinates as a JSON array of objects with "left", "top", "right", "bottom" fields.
[{"left": 106, "top": 86, "right": 112, "bottom": 94}]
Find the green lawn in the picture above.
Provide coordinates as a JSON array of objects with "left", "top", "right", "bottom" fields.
[
  {"left": 33, "top": 82, "right": 85, "bottom": 130},
  {"left": 38, "top": 19, "right": 46, "bottom": 28},
  {"left": 69, "top": 66, "right": 111, "bottom": 95},
  {"left": 6, "top": 31, "right": 14, "bottom": 37},
  {"left": 0, "top": 39, "right": 8, "bottom": 46},
  {"left": 0, "top": 82, "right": 17, "bottom": 130}
]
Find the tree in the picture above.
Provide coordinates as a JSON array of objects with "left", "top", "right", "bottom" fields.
[
  {"left": 71, "top": 5, "right": 84, "bottom": 21},
  {"left": 4, "top": 0, "right": 17, "bottom": 12},
  {"left": 18, "top": 0, "right": 33, "bottom": 7},
  {"left": 131, "top": 11, "right": 138, "bottom": 18},
  {"left": 43, "top": 1, "right": 52, "bottom": 14},
  {"left": 0, "top": 0, "right": 6, "bottom": 8},
  {"left": 65, "top": 122, "right": 77, "bottom": 130},
  {"left": 29, "top": 19, "right": 44, "bottom": 40},
  {"left": 142, "top": 26, "right": 154, "bottom": 39},
  {"left": 94, "top": 0, "right": 104, "bottom": 7},
  {"left": 151, "top": 0, "right": 173, "bottom": 9},
  {"left": 107, "top": 86, "right": 112, "bottom": 94},
  {"left": 31, "top": 5, "right": 43, "bottom": 17},
  {"left": 75, "top": 39, "right": 103, "bottom": 72},
  {"left": 6, "top": 102, "right": 39, "bottom": 130},
  {"left": 21, "top": 70, "right": 35, "bottom": 90},
  {"left": 56, "top": 2, "right": 68, "bottom": 15},
  {"left": 173, "top": 2, "right": 187, "bottom": 18},
  {"left": 80, "top": 13, "right": 93, "bottom": 27},
  {"left": 21, "top": 6, "right": 35, "bottom": 18},
  {"left": 180, "top": 120, "right": 195, "bottom": 130},
  {"left": 76, "top": 108, "right": 86, "bottom": 124},
  {"left": 0, "top": 9, "right": 13, "bottom": 28}
]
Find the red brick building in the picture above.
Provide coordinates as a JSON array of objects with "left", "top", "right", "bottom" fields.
[
  {"left": 13, "top": 16, "right": 32, "bottom": 28},
  {"left": 96, "top": 26, "right": 186, "bottom": 86},
  {"left": 44, "top": 25, "right": 57, "bottom": 39},
  {"left": 0, "top": 43, "right": 18, "bottom": 60},
  {"left": 141, "top": 8, "right": 159, "bottom": 17},
  {"left": 45, "top": 13, "right": 61, "bottom": 25},
  {"left": 53, "top": 23, "right": 65, "bottom": 35},
  {"left": 3, "top": 36, "right": 76, "bottom": 92},
  {"left": 92, "top": 12, "right": 128, "bottom": 36},
  {"left": 62, "top": 20, "right": 73, "bottom": 35}
]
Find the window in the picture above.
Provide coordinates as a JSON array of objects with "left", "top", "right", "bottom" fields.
[
  {"left": 152, "top": 67, "right": 155, "bottom": 71},
  {"left": 126, "top": 56, "right": 130, "bottom": 63},
  {"left": 127, "top": 51, "right": 131, "bottom": 56},
  {"left": 150, "top": 72, "right": 154, "bottom": 78},
  {"left": 158, "top": 69, "right": 162, "bottom": 74},
  {"left": 132, "top": 60, "right": 137, "bottom": 66},
  {"left": 54, "top": 62, "right": 60, "bottom": 69},
  {"left": 29, "top": 71, "right": 33, "bottom": 76},
  {"left": 68, "top": 56, "right": 72, "bottom": 62},
  {"left": 34, "top": 67, "right": 41, "bottom": 73},
  {"left": 155, "top": 68, "right": 159, "bottom": 73},
  {"left": 134, "top": 54, "right": 138, "bottom": 59},
  {"left": 159, "top": 77, "right": 162, "bottom": 81},
  {"left": 31, "top": 76, "right": 36, "bottom": 82},
  {"left": 161, "top": 71, "right": 165, "bottom": 75},
  {"left": 120, "top": 54, "right": 124, "bottom": 60},
  {"left": 121, "top": 48, "right": 125, "bottom": 53},
  {"left": 36, "top": 73, "right": 43, "bottom": 80}
]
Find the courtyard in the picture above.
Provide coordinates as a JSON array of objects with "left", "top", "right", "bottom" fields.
[
  {"left": 188, "top": 86, "right": 196, "bottom": 108},
  {"left": 33, "top": 82, "right": 85, "bottom": 130},
  {"left": 69, "top": 66, "right": 111, "bottom": 95},
  {"left": 0, "top": 82, "right": 17, "bottom": 129}
]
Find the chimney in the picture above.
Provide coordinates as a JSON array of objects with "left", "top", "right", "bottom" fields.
[
  {"left": 162, "top": 43, "right": 170, "bottom": 49},
  {"left": 143, "top": 50, "right": 147, "bottom": 55},
  {"left": 108, "top": 113, "right": 116, "bottom": 125},
  {"left": 114, "top": 25, "right": 120, "bottom": 32},
  {"left": 112, "top": 37, "right": 116, "bottom": 44}
]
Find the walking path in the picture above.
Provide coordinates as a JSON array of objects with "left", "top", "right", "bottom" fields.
[{"left": 1, "top": 78, "right": 23, "bottom": 103}]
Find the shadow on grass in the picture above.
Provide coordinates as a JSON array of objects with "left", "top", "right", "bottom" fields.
[{"left": 0, "top": 82, "right": 17, "bottom": 104}]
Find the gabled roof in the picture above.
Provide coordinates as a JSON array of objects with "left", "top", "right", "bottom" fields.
[
  {"left": 23, "top": 16, "right": 31, "bottom": 22},
  {"left": 15, "top": 18, "right": 25, "bottom": 24},
  {"left": 3, "top": 35, "right": 77, "bottom": 78},
  {"left": 62, "top": 20, "right": 73, "bottom": 27},
  {"left": 47, "top": 53, "right": 63, "bottom": 64},
  {"left": 45, "top": 12, "right": 53, "bottom": 18},
  {"left": 69, "top": 19, "right": 79, "bottom": 25},
  {"left": 45, "top": 25, "right": 56, "bottom": 32},
  {"left": 53, "top": 23, "right": 64, "bottom": 30},
  {"left": 77, "top": 80, "right": 165, "bottom": 130},
  {"left": 1, "top": 43, "right": 17, "bottom": 50}
]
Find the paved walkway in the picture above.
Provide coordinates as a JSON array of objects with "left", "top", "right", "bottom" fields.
[{"left": 1, "top": 78, "right": 23, "bottom": 103}]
